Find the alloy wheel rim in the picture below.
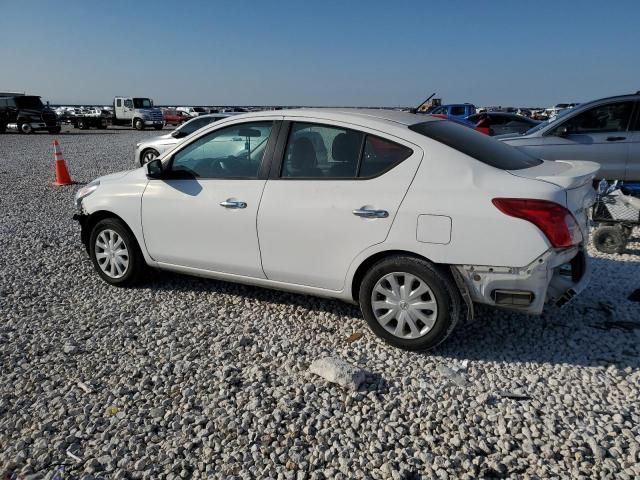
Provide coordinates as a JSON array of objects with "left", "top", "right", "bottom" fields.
[
  {"left": 143, "top": 150, "right": 157, "bottom": 164},
  {"left": 95, "top": 229, "right": 129, "bottom": 279},
  {"left": 371, "top": 272, "right": 438, "bottom": 339}
]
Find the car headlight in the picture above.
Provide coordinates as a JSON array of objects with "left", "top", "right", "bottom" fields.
[{"left": 74, "top": 180, "right": 100, "bottom": 209}]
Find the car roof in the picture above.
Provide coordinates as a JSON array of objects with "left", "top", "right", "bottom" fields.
[{"left": 225, "top": 108, "right": 438, "bottom": 129}]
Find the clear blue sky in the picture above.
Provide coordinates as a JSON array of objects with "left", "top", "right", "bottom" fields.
[{"left": 1, "top": 0, "right": 638, "bottom": 107}]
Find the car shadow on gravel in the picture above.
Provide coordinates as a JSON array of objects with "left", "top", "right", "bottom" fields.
[{"left": 140, "top": 261, "right": 639, "bottom": 369}]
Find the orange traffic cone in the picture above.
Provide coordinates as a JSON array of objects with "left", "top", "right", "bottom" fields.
[{"left": 52, "top": 139, "right": 74, "bottom": 186}]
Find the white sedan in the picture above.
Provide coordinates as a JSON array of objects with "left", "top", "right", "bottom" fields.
[{"left": 74, "top": 109, "right": 598, "bottom": 351}]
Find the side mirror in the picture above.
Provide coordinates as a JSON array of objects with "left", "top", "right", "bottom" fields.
[
  {"left": 171, "top": 130, "right": 183, "bottom": 138},
  {"left": 146, "top": 159, "right": 164, "bottom": 179}
]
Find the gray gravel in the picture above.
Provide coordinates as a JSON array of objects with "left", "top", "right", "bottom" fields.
[{"left": 1, "top": 127, "right": 639, "bottom": 479}]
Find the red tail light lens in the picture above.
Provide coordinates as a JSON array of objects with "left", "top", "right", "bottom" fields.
[{"left": 492, "top": 198, "right": 582, "bottom": 248}]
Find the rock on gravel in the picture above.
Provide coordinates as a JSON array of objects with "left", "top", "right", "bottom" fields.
[
  {"left": 0, "top": 129, "right": 639, "bottom": 479},
  {"left": 308, "top": 357, "right": 367, "bottom": 390}
]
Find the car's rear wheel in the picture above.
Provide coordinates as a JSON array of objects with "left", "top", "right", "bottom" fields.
[
  {"left": 89, "top": 218, "right": 147, "bottom": 286},
  {"left": 593, "top": 225, "right": 626, "bottom": 254},
  {"left": 359, "top": 256, "right": 461, "bottom": 351}
]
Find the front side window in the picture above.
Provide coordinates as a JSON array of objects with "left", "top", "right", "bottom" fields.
[
  {"left": 171, "top": 121, "right": 273, "bottom": 179},
  {"left": 124, "top": 99, "right": 133, "bottom": 108},
  {"left": 555, "top": 101, "right": 633, "bottom": 134},
  {"left": 14, "top": 96, "right": 44, "bottom": 109}
]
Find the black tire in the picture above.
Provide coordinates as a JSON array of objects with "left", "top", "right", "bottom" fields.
[
  {"left": 48, "top": 126, "right": 61, "bottom": 134},
  {"left": 77, "top": 118, "right": 87, "bottom": 130},
  {"left": 19, "top": 122, "right": 32, "bottom": 134},
  {"left": 89, "top": 218, "right": 147, "bottom": 286},
  {"left": 133, "top": 118, "right": 144, "bottom": 130},
  {"left": 358, "top": 256, "right": 461, "bottom": 351},
  {"left": 592, "top": 226, "right": 626, "bottom": 254},
  {"left": 140, "top": 148, "right": 159, "bottom": 166}
]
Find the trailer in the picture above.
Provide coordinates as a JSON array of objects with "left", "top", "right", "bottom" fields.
[{"left": 72, "top": 109, "right": 110, "bottom": 129}]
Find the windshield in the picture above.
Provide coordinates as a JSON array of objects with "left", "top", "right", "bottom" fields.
[
  {"left": 409, "top": 120, "right": 542, "bottom": 170},
  {"left": 193, "top": 107, "right": 206, "bottom": 112},
  {"left": 14, "top": 96, "right": 44, "bottom": 109},
  {"left": 176, "top": 117, "right": 218, "bottom": 136},
  {"left": 133, "top": 98, "right": 153, "bottom": 108}
]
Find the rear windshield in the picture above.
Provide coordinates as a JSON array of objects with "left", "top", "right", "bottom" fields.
[{"left": 409, "top": 120, "right": 542, "bottom": 170}]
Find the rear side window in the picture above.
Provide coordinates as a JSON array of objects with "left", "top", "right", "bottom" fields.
[
  {"left": 281, "top": 122, "right": 413, "bottom": 179},
  {"left": 360, "top": 136, "right": 413, "bottom": 177},
  {"left": 409, "top": 120, "right": 542, "bottom": 170},
  {"left": 116, "top": 99, "right": 121, "bottom": 107}
]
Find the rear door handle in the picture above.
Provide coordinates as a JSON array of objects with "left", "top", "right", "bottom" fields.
[
  {"left": 220, "top": 199, "right": 247, "bottom": 209},
  {"left": 352, "top": 207, "right": 389, "bottom": 218},
  {"left": 606, "top": 136, "right": 626, "bottom": 141}
]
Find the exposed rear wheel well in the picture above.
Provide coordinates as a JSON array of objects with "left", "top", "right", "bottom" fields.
[{"left": 351, "top": 250, "right": 453, "bottom": 302}]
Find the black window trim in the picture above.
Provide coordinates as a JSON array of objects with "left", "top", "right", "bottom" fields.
[
  {"left": 269, "top": 120, "right": 414, "bottom": 181},
  {"left": 630, "top": 100, "right": 640, "bottom": 132},
  {"left": 159, "top": 119, "right": 281, "bottom": 181}
]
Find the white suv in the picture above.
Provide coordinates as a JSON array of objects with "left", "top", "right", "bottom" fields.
[{"left": 74, "top": 109, "right": 597, "bottom": 351}]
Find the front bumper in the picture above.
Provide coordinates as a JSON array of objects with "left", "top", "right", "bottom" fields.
[
  {"left": 455, "top": 244, "right": 590, "bottom": 315},
  {"left": 73, "top": 213, "right": 90, "bottom": 249},
  {"left": 143, "top": 120, "right": 164, "bottom": 126}
]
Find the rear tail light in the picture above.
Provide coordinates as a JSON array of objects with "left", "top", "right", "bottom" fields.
[{"left": 492, "top": 198, "right": 582, "bottom": 248}]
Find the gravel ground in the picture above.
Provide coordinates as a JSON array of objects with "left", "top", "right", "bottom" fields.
[{"left": 1, "top": 127, "right": 639, "bottom": 479}]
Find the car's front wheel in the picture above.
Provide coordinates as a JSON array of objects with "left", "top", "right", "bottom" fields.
[
  {"left": 359, "top": 256, "right": 461, "bottom": 351},
  {"left": 89, "top": 218, "right": 147, "bottom": 286},
  {"left": 140, "top": 148, "right": 159, "bottom": 166},
  {"left": 133, "top": 118, "right": 144, "bottom": 130}
]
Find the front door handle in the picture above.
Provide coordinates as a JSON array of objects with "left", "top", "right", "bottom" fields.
[
  {"left": 352, "top": 207, "right": 389, "bottom": 218},
  {"left": 220, "top": 199, "right": 247, "bottom": 209},
  {"left": 606, "top": 136, "right": 626, "bottom": 141}
]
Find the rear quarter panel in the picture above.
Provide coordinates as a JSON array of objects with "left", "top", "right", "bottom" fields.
[{"left": 378, "top": 139, "right": 563, "bottom": 268}]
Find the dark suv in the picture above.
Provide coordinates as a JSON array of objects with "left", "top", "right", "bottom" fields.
[{"left": 0, "top": 94, "right": 60, "bottom": 134}]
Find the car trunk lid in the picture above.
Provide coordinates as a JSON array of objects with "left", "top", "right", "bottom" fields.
[{"left": 507, "top": 160, "right": 600, "bottom": 237}]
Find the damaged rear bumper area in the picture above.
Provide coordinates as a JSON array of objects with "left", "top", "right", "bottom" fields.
[{"left": 454, "top": 245, "right": 590, "bottom": 315}]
